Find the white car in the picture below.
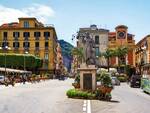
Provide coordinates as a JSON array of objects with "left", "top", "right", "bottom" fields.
[{"left": 111, "top": 77, "right": 120, "bottom": 86}]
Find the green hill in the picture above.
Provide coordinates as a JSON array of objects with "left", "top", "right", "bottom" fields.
[{"left": 58, "top": 40, "right": 74, "bottom": 71}]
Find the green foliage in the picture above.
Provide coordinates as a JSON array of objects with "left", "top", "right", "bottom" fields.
[
  {"left": 0, "top": 53, "right": 42, "bottom": 68},
  {"left": 99, "top": 72, "right": 112, "bottom": 87},
  {"left": 71, "top": 47, "right": 84, "bottom": 62},
  {"left": 58, "top": 40, "right": 74, "bottom": 58},
  {"left": 117, "top": 76, "right": 127, "bottom": 82},
  {"left": 66, "top": 89, "right": 96, "bottom": 99},
  {"left": 74, "top": 73, "right": 80, "bottom": 84}
]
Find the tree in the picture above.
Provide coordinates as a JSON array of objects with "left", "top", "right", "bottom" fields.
[
  {"left": 103, "top": 49, "right": 115, "bottom": 72},
  {"left": 71, "top": 47, "right": 84, "bottom": 67},
  {"left": 115, "top": 46, "right": 128, "bottom": 73}
]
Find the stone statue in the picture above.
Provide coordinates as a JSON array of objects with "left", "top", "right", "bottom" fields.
[{"left": 80, "top": 32, "right": 96, "bottom": 65}]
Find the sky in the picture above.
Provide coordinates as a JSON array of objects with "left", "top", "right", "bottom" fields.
[{"left": 0, "top": 0, "right": 150, "bottom": 45}]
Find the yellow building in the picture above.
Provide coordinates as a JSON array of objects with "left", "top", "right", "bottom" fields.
[
  {"left": 0, "top": 17, "right": 57, "bottom": 74},
  {"left": 135, "top": 35, "right": 150, "bottom": 78}
]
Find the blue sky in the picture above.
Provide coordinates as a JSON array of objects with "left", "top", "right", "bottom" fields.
[{"left": 0, "top": 0, "right": 150, "bottom": 45}]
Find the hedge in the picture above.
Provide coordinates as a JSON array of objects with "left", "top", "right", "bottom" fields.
[
  {"left": 66, "top": 89, "right": 96, "bottom": 99},
  {"left": 0, "top": 53, "right": 42, "bottom": 68}
]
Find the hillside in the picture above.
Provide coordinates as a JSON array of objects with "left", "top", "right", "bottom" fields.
[{"left": 58, "top": 40, "right": 74, "bottom": 72}]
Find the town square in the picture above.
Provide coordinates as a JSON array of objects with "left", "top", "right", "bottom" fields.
[{"left": 0, "top": 0, "right": 150, "bottom": 113}]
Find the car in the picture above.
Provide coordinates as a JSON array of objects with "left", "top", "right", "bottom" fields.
[
  {"left": 130, "top": 74, "right": 141, "bottom": 88},
  {"left": 111, "top": 77, "right": 120, "bottom": 86},
  {"left": 0, "top": 75, "right": 5, "bottom": 84}
]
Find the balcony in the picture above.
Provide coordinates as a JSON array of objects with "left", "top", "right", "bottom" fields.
[
  {"left": 14, "top": 37, "right": 18, "bottom": 41},
  {"left": 35, "top": 37, "right": 39, "bottom": 40},
  {"left": 45, "top": 47, "right": 49, "bottom": 50},
  {"left": 3, "top": 37, "right": 7, "bottom": 41},
  {"left": 45, "top": 37, "right": 49, "bottom": 40},
  {"left": 35, "top": 47, "right": 40, "bottom": 51},
  {"left": 24, "top": 37, "right": 29, "bottom": 41}
]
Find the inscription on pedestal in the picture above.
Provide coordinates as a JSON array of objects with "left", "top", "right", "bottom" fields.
[{"left": 83, "top": 73, "right": 92, "bottom": 90}]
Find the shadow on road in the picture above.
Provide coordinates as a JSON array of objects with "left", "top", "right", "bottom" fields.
[{"left": 109, "top": 100, "right": 120, "bottom": 103}]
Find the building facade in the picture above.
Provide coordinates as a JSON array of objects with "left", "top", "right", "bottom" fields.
[
  {"left": 56, "top": 43, "right": 64, "bottom": 75},
  {"left": 135, "top": 35, "right": 150, "bottom": 78},
  {"left": 0, "top": 17, "right": 57, "bottom": 74},
  {"left": 108, "top": 25, "right": 135, "bottom": 68},
  {"left": 77, "top": 25, "right": 109, "bottom": 66}
]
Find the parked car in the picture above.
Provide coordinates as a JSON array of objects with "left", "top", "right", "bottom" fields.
[
  {"left": 141, "top": 77, "right": 150, "bottom": 94},
  {"left": 0, "top": 75, "right": 5, "bottom": 85},
  {"left": 111, "top": 77, "right": 120, "bottom": 86},
  {"left": 130, "top": 74, "right": 141, "bottom": 88},
  {"left": 0, "top": 75, "right": 13, "bottom": 86}
]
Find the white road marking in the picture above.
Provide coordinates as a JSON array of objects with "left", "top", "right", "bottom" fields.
[
  {"left": 83, "top": 100, "right": 87, "bottom": 112},
  {"left": 87, "top": 100, "right": 91, "bottom": 113},
  {"left": 83, "top": 100, "right": 91, "bottom": 113}
]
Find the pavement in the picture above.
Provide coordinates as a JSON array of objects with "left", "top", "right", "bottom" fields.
[
  {"left": 0, "top": 79, "right": 150, "bottom": 113},
  {"left": 91, "top": 83, "right": 150, "bottom": 113},
  {"left": 0, "top": 79, "right": 83, "bottom": 113}
]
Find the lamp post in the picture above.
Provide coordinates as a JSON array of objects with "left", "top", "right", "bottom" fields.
[
  {"left": 0, "top": 46, "right": 11, "bottom": 81},
  {"left": 24, "top": 51, "right": 28, "bottom": 71}
]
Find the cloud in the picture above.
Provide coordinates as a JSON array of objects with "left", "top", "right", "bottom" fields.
[{"left": 0, "top": 4, "right": 55, "bottom": 25}]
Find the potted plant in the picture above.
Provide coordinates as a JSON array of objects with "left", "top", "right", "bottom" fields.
[{"left": 98, "top": 72, "right": 113, "bottom": 94}]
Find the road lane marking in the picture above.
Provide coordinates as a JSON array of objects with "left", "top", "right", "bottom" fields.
[
  {"left": 83, "top": 100, "right": 91, "bottom": 113},
  {"left": 87, "top": 100, "right": 91, "bottom": 113},
  {"left": 83, "top": 100, "right": 87, "bottom": 112}
]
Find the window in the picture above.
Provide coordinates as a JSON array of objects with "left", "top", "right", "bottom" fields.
[
  {"left": 23, "top": 42, "right": 30, "bottom": 48},
  {"left": 95, "top": 47, "right": 99, "bottom": 56},
  {"left": 45, "top": 42, "right": 49, "bottom": 47},
  {"left": 44, "top": 62, "right": 49, "bottom": 69},
  {"left": 13, "top": 42, "right": 19, "bottom": 48},
  {"left": 44, "top": 32, "right": 50, "bottom": 37},
  {"left": 35, "top": 42, "right": 39, "bottom": 48},
  {"left": 34, "top": 32, "right": 41, "bottom": 37},
  {"left": 24, "top": 21, "right": 29, "bottom": 28},
  {"left": 13, "top": 32, "right": 20, "bottom": 37},
  {"left": 2, "top": 42, "right": 9, "bottom": 47},
  {"left": 44, "top": 53, "right": 49, "bottom": 60},
  {"left": 95, "top": 36, "right": 99, "bottom": 44},
  {"left": 23, "top": 32, "right": 30, "bottom": 37},
  {"left": 3, "top": 32, "right": 7, "bottom": 37}
]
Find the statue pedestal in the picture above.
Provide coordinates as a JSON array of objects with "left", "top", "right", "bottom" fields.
[{"left": 78, "top": 64, "right": 97, "bottom": 91}]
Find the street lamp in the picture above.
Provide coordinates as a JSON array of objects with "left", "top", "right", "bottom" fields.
[
  {"left": 0, "top": 46, "right": 11, "bottom": 81},
  {"left": 24, "top": 51, "right": 28, "bottom": 71}
]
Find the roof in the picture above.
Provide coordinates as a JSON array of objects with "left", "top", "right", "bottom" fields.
[
  {"left": 136, "top": 34, "right": 150, "bottom": 46},
  {"left": 115, "top": 25, "right": 128, "bottom": 29},
  {"left": 0, "top": 22, "right": 19, "bottom": 28}
]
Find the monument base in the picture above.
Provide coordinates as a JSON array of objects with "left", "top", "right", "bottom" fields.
[{"left": 78, "top": 63, "right": 97, "bottom": 91}]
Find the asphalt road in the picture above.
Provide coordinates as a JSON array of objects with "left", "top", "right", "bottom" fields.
[
  {"left": 0, "top": 79, "right": 150, "bottom": 113},
  {"left": 92, "top": 83, "right": 150, "bottom": 113},
  {"left": 0, "top": 79, "right": 83, "bottom": 113}
]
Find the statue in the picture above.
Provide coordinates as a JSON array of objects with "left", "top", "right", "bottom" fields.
[{"left": 80, "top": 32, "right": 96, "bottom": 65}]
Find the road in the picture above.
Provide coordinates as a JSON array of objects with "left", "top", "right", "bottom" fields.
[
  {"left": 92, "top": 83, "right": 150, "bottom": 113},
  {"left": 0, "top": 79, "right": 150, "bottom": 113},
  {"left": 0, "top": 79, "right": 83, "bottom": 113}
]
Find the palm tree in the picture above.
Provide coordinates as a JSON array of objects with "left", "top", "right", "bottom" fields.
[
  {"left": 71, "top": 47, "right": 84, "bottom": 67},
  {"left": 103, "top": 49, "right": 115, "bottom": 72},
  {"left": 115, "top": 46, "right": 128, "bottom": 73}
]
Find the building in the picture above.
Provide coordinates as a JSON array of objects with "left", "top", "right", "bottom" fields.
[
  {"left": 56, "top": 43, "right": 64, "bottom": 75},
  {"left": 0, "top": 17, "right": 57, "bottom": 74},
  {"left": 77, "top": 25, "right": 109, "bottom": 66},
  {"left": 135, "top": 35, "right": 150, "bottom": 78},
  {"left": 108, "top": 25, "right": 135, "bottom": 69}
]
